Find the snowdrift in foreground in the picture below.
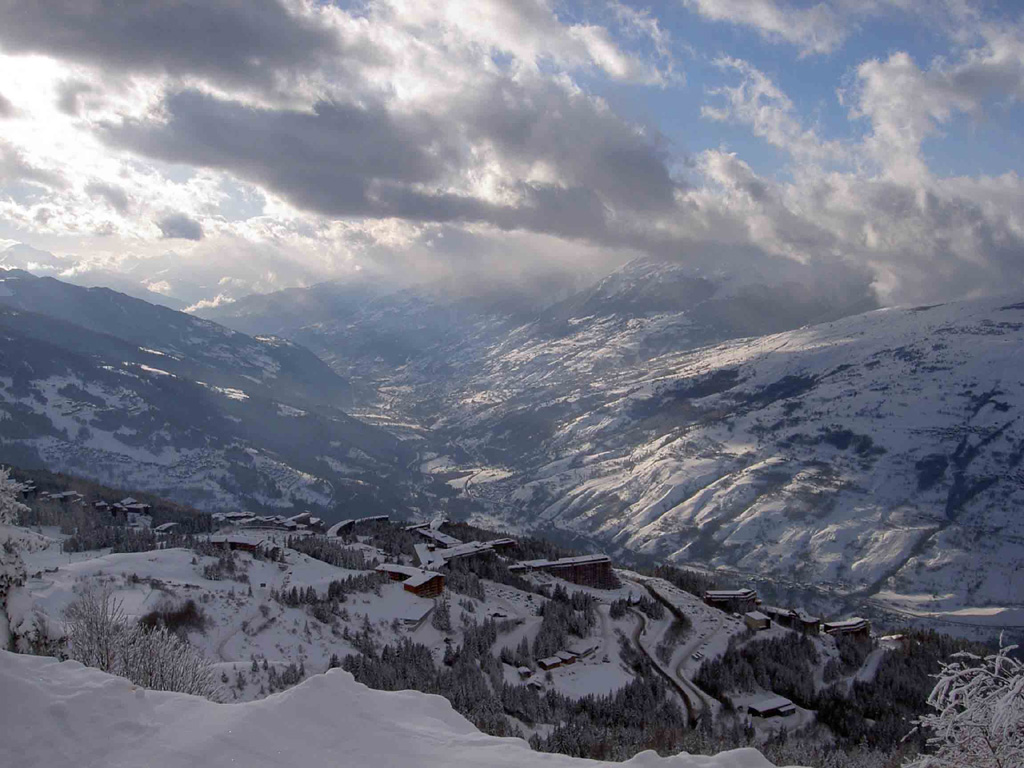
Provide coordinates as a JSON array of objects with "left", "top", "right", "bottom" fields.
[{"left": 0, "top": 651, "right": 795, "bottom": 768}]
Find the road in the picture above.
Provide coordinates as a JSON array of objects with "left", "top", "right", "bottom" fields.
[
  {"left": 639, "top": 580, "right": 722, "bottom": 718},
  {"left": 628, "top": 608, "right": 698, "bottom": 726}
]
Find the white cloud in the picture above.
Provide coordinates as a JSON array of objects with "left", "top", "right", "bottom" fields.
[
  {"left": 682, "top": 0, "right": 847, "bottom": 55},
  {"left": 702, "top": 57, "right": 849, "bottom": 163}
]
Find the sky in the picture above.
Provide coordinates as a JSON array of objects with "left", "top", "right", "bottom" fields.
[{"left": 0, "top": 0, "right": 1023, "bottom": 310}]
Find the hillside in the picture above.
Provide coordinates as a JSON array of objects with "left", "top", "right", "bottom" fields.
[
  {"left": 0, "top": 272, "right": 422, "bottom": 518},
  {"left": 459, "top": 296, "right": 1024, "bottom": 616},
  {"left": 186, "top": 259, "right": 1024, "bottom": 616},
  {"left": 0, "top": 650, "right": 790, "bottom": 768}
]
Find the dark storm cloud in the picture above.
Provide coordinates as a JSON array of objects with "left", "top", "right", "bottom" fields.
[
  {"left": 157, "top": 212, "right": 204, "bottom": 240},
  {"left": 462, "top": 77, "right": 678, "bottom": 213},
  {"left": 0, "top": 0, "right": 344, "bottom": 88},
  {"left": 85, "top": 181, "right": 130, "bottom": 213}
]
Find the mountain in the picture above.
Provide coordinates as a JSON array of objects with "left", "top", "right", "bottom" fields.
[
  {"left": 0, "top": 271, "right": 423, "bottom": 516},
  {"left": 0, "top": 245, "right": 188, "bottom": 310},
  {"left": 0, "top": 269, "right": 352, "bottom": 409},
  {"left": 469, "top": 295, "right": 1024, "bottom": 613},
  {"left": 193, "top": 258, "right": 1024, "bottom": 613}
]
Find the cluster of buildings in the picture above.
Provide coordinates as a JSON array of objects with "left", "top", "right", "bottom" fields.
[
  {"left": 704, "top": 589, "right": 872, "bottom": 639},
  {"left": 212, "top": 510, "right": 324, "bottom": 532},
  {"left": 535, "top": 640, "right": 601, "bottom": 672},
  {"left": 409, "top": 524, "right": 517, "bottom": 570},
  {"left": 39, "top": 489, "right": 84, "bottom": 505},
  {"left": 93, "top": 497, "right": 153, "bottom": 528},
  {"left": 758, "top": 606, "right": 823, "bottom": 635},
  {"left": 32, "top": 487, "right": 155, "bottom": 529}
]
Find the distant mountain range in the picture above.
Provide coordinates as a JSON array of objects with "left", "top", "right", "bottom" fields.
[
  {"left": 0, "top": 270, "right": 431, "bottom": 517},
  {"left": 6, "top": 256, "right": 1024, "bottom": 614},
  {"left": 198, "top": 257, "right": 1024, "bottom": 613}
]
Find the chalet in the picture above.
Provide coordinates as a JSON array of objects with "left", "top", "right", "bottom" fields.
[
  {"left": 823, "top": 617, "right": 871, "bottom": 639},
  {"left": 126, "top": 511, "right": 152, "bottom": 529},
  {"left": 375, "top": 564, "right": 445, "bottom": 598},
  {"left": 49, "top": 491, "right": 84, "bottom": 504},
  {"left": 488, "top": 538, "right": 517, "bottom": 552},
  {"left": 517, "top": 666, "right": 532, "bottom": 680},
  {"left": 19, "top": 482, "right": 37, "bottom": 499},
  {"left": 208, "top": 535, "right": 281, "bottom": 560},
  {"left": 744, "top": 694, "right": 796, "bottom": 718},
  {"left": 93, "top": 500, "right": 110, "bottom": 510},
  {"left": 117, "top": 497, "right": 152, "bottom": 514},
  {"left": 790, "top": 610, "right": 821, "bottom": 636},
  {"left": 400, "top": 603, "right": 434, "bottom": 628},
  {"left": 568, "top": 641, "right": 600, "bottom": 659},
  {"left": 538, "top": 656, "right": 563, "bottom": 671},
  {"left": 743, "top": 611, "right": 771, "bottom": 631},
  {"left": 508, "top": 554, "right": 614, "bottom": 588},
  {"left": 703, "top": 588, "right": 758, "bottom": 614},
  {"left": 761, "top": 605, "right": 820, "bottom": 635},
  {"left": 154, "top": 522, "right": 180, "bottom": 534},
  {"left": 555, "top": 651, "right": 576, "bottom": 666}
]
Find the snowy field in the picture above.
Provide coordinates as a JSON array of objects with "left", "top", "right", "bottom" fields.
[{"left": 0, "top": 651, "right": 800, "bottom": 768}]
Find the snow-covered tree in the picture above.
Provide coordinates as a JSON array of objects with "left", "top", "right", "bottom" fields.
[
  {"left": 906, "top": 640, "right": 1024, "bottom": 768},
  {"left": 0, "top": 466, "right": 31, "bottom": 646},
  {"left": 0, "top": 466, "right": 28, "bottom": 525},
  {"left": 64, "top": 585, "right": 221, "bottom": 700}
]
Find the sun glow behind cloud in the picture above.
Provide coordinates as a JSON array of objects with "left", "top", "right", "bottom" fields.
[{"left": 0, "top": 0, "right": 1021, "bottom": 306}]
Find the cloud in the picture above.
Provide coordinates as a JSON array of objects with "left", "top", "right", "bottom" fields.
[
  {"left": 0, "top": 91, "right": 15, "bottom": 117},
  {"left": 0, "top": 0, "right": 343, "bottom": 91},
  {"left": 0, "top": 140, "right": 66, "bottom": 189},
  {"left": 102, "top": 79, "right": 676, "bottom": 242},
  {"left": 681, "top": 0, "right": 915, "bottom": 56},
  {"left": 852, "top": 23, "right": 1024, "bottom": 180},
  {"left": 55, "top": 79, "right": 94, "bottom": 116},
  {"left": 682, "top": 0, "right": 847, "bottom": 55},
  {"left": 156, "top": 212, "right": 204, "bottom": 241},
  {"left": 84, "top": 181, "right": 130, "bottom": 213},
  {"left": 702, "top": 57, "right": 849, "bottom": 163},
  {"left": 382, "top": 0, "right": 675, "bottom": 85}
]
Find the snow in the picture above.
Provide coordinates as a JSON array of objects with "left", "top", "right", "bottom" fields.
[{"left": 0, "top": 650, "right": 797, "bottom": 768}]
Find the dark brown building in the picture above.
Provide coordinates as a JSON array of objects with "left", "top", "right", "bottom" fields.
[{"left": 509, "top": 555, "right": 614, "bottom": 588}]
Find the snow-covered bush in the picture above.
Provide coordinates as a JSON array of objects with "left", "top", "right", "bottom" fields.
[
  {"left": 63, "top": 586, "right": 221, "bottom": 700},
  {"left": 907, "top": 640, "right": 1024, "bottom": 768}
]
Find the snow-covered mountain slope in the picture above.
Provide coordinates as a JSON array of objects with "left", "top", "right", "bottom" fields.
[
  {"left": 482, "top": 296, "right": 1024, "bottom": 612},
  {"left": 0, "top": 269, "right": 351, "bottom": 409},
  {"left": 0, "top": 274, "right": 420, "bottom": 516},
  {"left": 0, "top": 650, "right": 791, "bottom": 768}
]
